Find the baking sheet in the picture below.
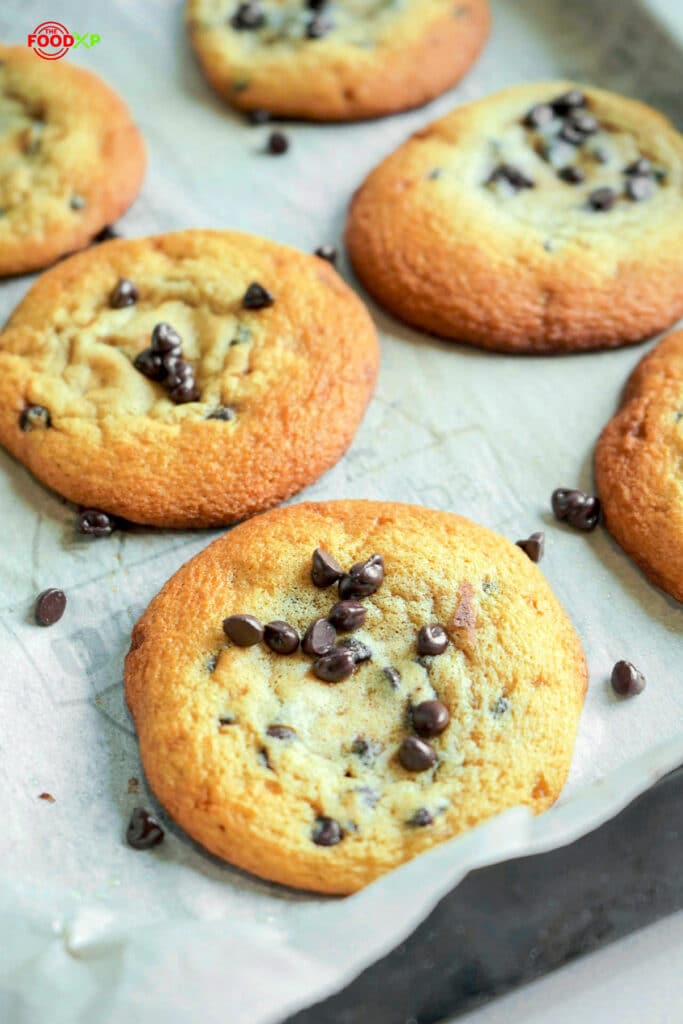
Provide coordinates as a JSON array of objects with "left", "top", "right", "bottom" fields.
[{"left": 1, "top": 1, "right": 682, "bottom": 1022}]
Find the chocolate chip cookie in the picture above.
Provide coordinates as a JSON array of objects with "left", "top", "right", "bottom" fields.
[
  {"left": 0, "top": 45, "right": 145, "bottom": 276},
  {"left": 0, "top": 231, "right": 379, "bottom": 527},
  {"left": 125, "top": 501, "right": 587, "bottom": 893},
  {"left": 346, "top": 82, "right": 683, "bottom": 352},
  {"left": 596, "top": 330, "right": 683, "bottom": 602},
  {"left": 186, "top": 0, "right": 490, "bottom": 121}
]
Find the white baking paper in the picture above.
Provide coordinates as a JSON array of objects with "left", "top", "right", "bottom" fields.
[{"left": 1, "top": 1, "right": 682, "bottom": 1021}]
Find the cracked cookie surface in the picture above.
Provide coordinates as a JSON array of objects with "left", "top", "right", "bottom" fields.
[
  {"left": 125, "top": 500, "right": 587, "bottom": 893},
  {"left": 0, "top": 45, "right": 145, "bottom": 276},
  {"left": 596, "top": 329, "right": 683, "bottom": 602},
  {"left": 346, "top": 81, "right": 683, "bottom": 352},
  {"left": 186, "top": 0, "right": 490, "bottom": 121},
  {"left": 0, "top": 230, "right": 379, "bottom": 527}
]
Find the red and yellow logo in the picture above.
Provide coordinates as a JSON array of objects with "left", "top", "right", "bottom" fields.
[{"left": 27, "top": 22, "right": 101, "bottom": 60}]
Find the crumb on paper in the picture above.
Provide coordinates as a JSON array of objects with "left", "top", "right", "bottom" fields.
[
  {"left": 127, "top": 776, "right": 140, "bottom": 794},
  {"left": 38, "top": 792, "right": 55, "bottom": 802}
]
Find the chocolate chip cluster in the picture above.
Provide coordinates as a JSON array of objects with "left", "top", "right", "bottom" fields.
[
  {"left": 230, "top": 1, "right": 333, "bottom": 39},
  {"left": 133, "top": 322, "right": 200, "bottom": 405}
]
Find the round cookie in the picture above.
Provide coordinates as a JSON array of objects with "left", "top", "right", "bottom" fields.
[
  {"left": 186, "top": 0, "right": 490, "bottom": 122},
  {"left": 595, "top": 330, "right": 683, "bottom": 603},
  {"left": 346, "top": 82, "right": 683, "bottom": 353},
  {"left": 0, "top": 231, "right": 379, "bottom": 527},
  {"left": 0, "top": 45, "right": 145, "bottom": 276},
  {"left": 125, "top": 500, "right": 588, "bottom": 894}
]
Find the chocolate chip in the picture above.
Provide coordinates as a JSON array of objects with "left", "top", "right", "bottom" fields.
[
  {"left": 242, "top": 282, "right": 274, "bottom": 309},
  {"left": 487, "top": 164, "right": 535, "bottom": 191},
  {"left": 313, "top": 647, "right": 355, "bottom": 682},
  {"left": 306, "top": 0, "right": 328, "bottom": 7},
  {"left": 591, "top": 146, "right": 609, "bottom": 164},
  {"left": 338, "top": 637, "right": 372, "bottom": 663},
  {"left": 218, "top": 715, "right": 236, "bottom": 726},
  {"left": 492, "top": 696, "right": 510, "bottom": 716},
  {"left": 267, "top": 131, "right": 289, "bottom": 155},
  {"left": 311, "top": 547, "right": 343, "bottom": 588},
  {"left": 170, "top": 380, "right": 201, "bottom": 404},
  {"left": 551, "top": 89, "right": 586, "bottom": 115},
  {"left": 151, "top": 322, "right": 182, "bottom": 354},
  {"left": 566, "top": 110, "right": 599, "bottom": 136},
  {"left": 302, "top": 617, "right": 336, "bottom": 656},
  {"left": 541, "top": 139, "right": 577, "bottom": 169},
  {"left": 134, "top": 349, "right": 166, "bottom": 382},
  {"left": 524, "top": 103, "right": 554, "bottom": 129},
  {"left": 19, "top": 405, "right": 51, "bottom": 431},
  {"left": 559, "top": 123, "right": 586, "bottom": 146},
  {"left": 588, "top": 187, "right": 617, "bottom": 211},
  {"left": 408, "top": 808, "right": 433, "bottom": 827},
  {"left": 77, "top": 509, "right": 114, "bottom": 537},
  {"left": 165, "top": 359, "right": 193, "bottom": 387},
  {"left": 35, "top": 588, "right": 66, "bottom": 626},
  {"left": 306, "top": 13, "right": 332, "bottom": 38},
  {"left": 93, "top": 225, "right": 118, "bottom": 243},
  {"left": 328, "top": 599, "right": 366, "bottom": 632},
  {"left": 231, "top": 2, "right": 265, "bottom": 30},
  {"left": 516, "top": 532, "right": 545, "bottom": 562},
  {"left": 267, "top": 724, "right": 297, "bottom": 739},
  {"left": 398, "top": 736, "right": 437, "bottom": 772},
  {"left": 314, "top": 244, "right": 338, "bottom": 264},
  {"left": 208, "top": 406, "right": 236, "bottom": 421},
  {"left": 247, "top": 108, "right": 271, "bottom": 125},
  {"left": 551, "top": 488, "right": 601, "bottom": 531},
  {"left": 412, "top": 700, "right": 450, "bottom": 738},
  {"left": 624, "top": 157, "right": 652, "bottom": 177},
  {"left": 351, "top": 736, "right": 382, "bottom": 762},
  {"left": 338, "top": 554, "right": 384, "bottom": 599},
  {"left": 611, "top": 660, "right": 646, "bottom": 697},
  {"left": 416, "top": 624, "right": 448, "bottom": 657},
  {"left": 626, "top": 175, "right": 654, "bottom": 202},
  {"left": 126, "top": 807, "right": 164, "bottom": 850},
  {"left": 558, "top": 166, "right": 585, "bottom": 185},
  {"left": 312, "top": 816, "right": 343, "bottom": 846},
  {"left": 264, "top": 620, "right": 300, "bottom": 654},
  {"left": 110, "top": 278, "right": 138, "bottom": 309},
  {"left": 70, "top": 195, "right": 85, "bottom": 210},
  {"left": 206, "top": 654, "right": 218, "bottom": 672},
  {"left": 358, "top": 786, "right": 380, "bottom": 808},
  {"left": 223, "top": 614, "right": 264, "bottom": 646},
  {"left": 258, "top": 748, "right": 272, "bottom": 770},
  {"left": 383, "top": 666, "right": 401, "bottom": 690}
]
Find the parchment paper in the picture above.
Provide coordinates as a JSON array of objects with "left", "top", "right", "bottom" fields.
[{"left": 1, "top": 1, "right": 682, "bottom": 1022}]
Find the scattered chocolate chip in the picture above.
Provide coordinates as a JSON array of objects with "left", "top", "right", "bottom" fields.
[
  {"left": 487, "top": 163, "right": 535, "bottom": 191},
  {"left": 624, "top": 157, "right": 652, "bottom": 177},
  {"left": 169, "top": 379, "right": 201, "bottom": 405},
  {"left": 524, "top": 102, "right": 554, "bottom": 129},
  {"left": 242, "top": 282, "right": 274, "bottom": 309},
  {"left": 399, "top": 736, "right": 437, "bottom": 772},
  {"left": 35, "top": 588, "right": 66, "bottom": 627},
  {"left": 302, "top": 617, "right": 336, "bottom": 656},
  {"left": 541, "top": 139, "right": 576, "bottom": 169},
  {"left": 267, "top": 130, "right": 289, "bottom": 155},
  {"left": 588, "top": 187, "right": 617, "bottom": 211},
  {"left": 351, "top": 736, "right": 382, "bottom": 762},
  {"left": 312, "top": 816, "right": 343, "bottom": 846},
  {"left": 559, "top": 123, "right": 586, "bottom": 146},
  {"left": 358, "top": 786, "right": 380, "bottom": 808},
  {"left": 416, "top": 624, "right": 448, "bottom": 657},
  {"left": 151, "top": 322, "right": 182, "bottom": 354},
  {"left": 551, "top": 488, "right": 601, "bottom": 531},
  {"left": 383, "top": 666, "right": 401, "bottom": 689},
  {"left": 110, "top": 278, "right": 138, "bottom": 309},
  {"left": 70, "top": 195, "right": 85, "bottom": 210},
  {"left": 258, "top": 747, "right": 272, "bottom": 769},
  {"left": 306, "top": 13, "right": 333, "bottom": 38},
  {"left": 93, "top": 225, "right": 118, "bottom": 243},
  {"left": 626, "top": 175, "right": 654, "bottom": 202},
  {"left": 551, "top": 89, "right": 586, "bottom": 115},
  {"left": 231, "top": 1, "right": 265, "bottom": 30},
  {"left": 558, "top": 166, "right": 585, "bottom": 185},
  {"left": 19, "top": 405, "right": 51, "bottom": 431},
  {"left": 328, "top": 599, "right": 366, "bottom": 632},
  {"left": 338, "top": 554, "right": 384, "bottom": 599},
  {"left": 223, "top": 614, "right": 264, "bottom": 646},
  {"left": 264, "top": 620, "right": 299, "bottom": 654},
  {"left": 247, "top": 108, "right": 271, "bottom": 125},
  {"left": 516, "top": 532, "right": 545, "bottom": 562},
  {"left": 208, "top": 406, "right": 236, "bottom": 421},
  {"left": 611, "top": 660, "right": 646, "bottom": 697},
  {"left": 338, "top": 637, "right": 372, "bottom": 663},
  {"left": 218, "top": 715, "right": 236, "bottom": 726},
  {"left": 408, "top": 808, "right": 433, "bottom": 827},
  {"left": 206, "top": 654, "right": 218, "bottom": 672},
  {"left": 267, "top": 724, "right": 297, "bottom": 740},
  {"left": 313, "top": 647, "right": 355, "bottom": 683},
  {"left": 132, "top": 349, "right": 162, "bottom": 381},
  {"left": 126, "top": 807, "right": 164, "bottom": 850},
  {"left": 591, "top": 146, "right": 609, "bottom": 164},
  {"left": 654, "top": 167, "right": 667, "bottom": 184},
  {"left": 412, "top": 700, "right": 450, "bottom": 738},
  {"left": 77, "top": 509, "right": 114, "bottom": 537},
  {"left": 566, "top": 110, "right": 599, "bottom": 136},
  {"left": 492, "top": 696, "right": 510, "bottom": 716},
  {"left": 311, "top": 547, "right": 344, "bottom": 588},
  {"left": 314, "top": 244, "right": 338, "bottom": 264}
]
